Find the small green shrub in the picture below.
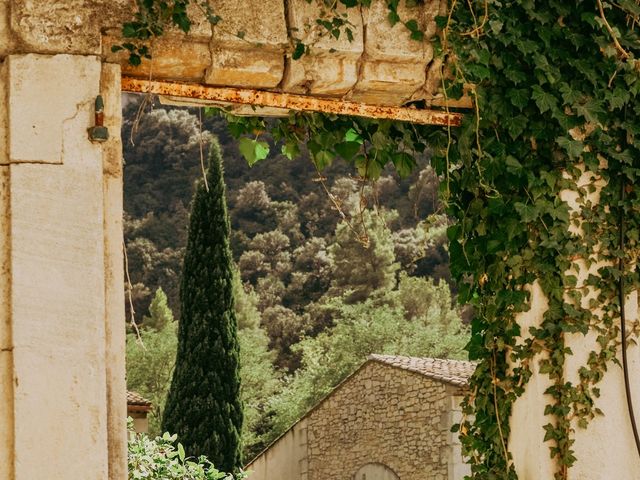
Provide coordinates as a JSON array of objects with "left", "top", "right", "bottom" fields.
[{"left": 128, "top": 420, "right": 242, "bottom": 480}]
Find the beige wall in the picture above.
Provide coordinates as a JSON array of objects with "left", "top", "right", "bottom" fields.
[
  {"left": 248, "top": 362, "right": 468, "bottom": 480},
  {"left": 509, "top": 165, "right": 640, "bottom": 479},
  {"left": 247, "top": 418, "right": 309, "bottom": 480},
  {"left": 129, "top": 411, "right": 150, "bottom": 434}
]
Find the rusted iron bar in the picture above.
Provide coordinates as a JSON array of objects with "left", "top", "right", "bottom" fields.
[{"left": 121, "top": 77, "right": 463, "bottom": 127}]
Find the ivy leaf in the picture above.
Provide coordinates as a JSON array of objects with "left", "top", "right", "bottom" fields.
[
  {"left": 466, "top": 63, "right": 491, "bottom": 81},
  {"left": 346, "top": 28, "right": 354, "bottom": 42},
  {"left": 292, "top": 41, "right": 306, "bottom": 60},
  {"left": 556, "top": 136, "right": 584, "bottom": 159},
  {"left": 489, "top": 19, "right": 504, "bottom": 34},
  {"left": 514, "top": 202, "right": 538, "bottom": 223},
  {"left": 392, "top": 152, "right": 416, "bottom": 178},
  {"left": 387, "top": 9, "right": 400, "bottom": 26},
  {"left": 128, "top": 53, "right": 142, "bottom": 66},
  {"left": 575, "top": 98, "right": 606, "bottom": 124},
  {"left": 281, "top": 141, "right": 300, "bottom": 160},
  {"left": 238, "top": 137, "right": 269, "bottom": 166},
  {"left": 404, "top": 20, "right": 424, "bottom": 41},
  {"left": 606, "top": 87, "right": 630, "bottom": 110},
  {"left": 122, "top": 23, "right": 138, "bottom": 38},
  {"left": 434, "top": 15, "right": 448, "bottom": 29},
  {"left": 355, "top": 155, "right": 382, "bottom": 179},
  {"left": 508, "top": 88, "right": 530, "bottom": 110},
  {"left": 507, "top": 115, "right": 528, "bottom": 139},
  {"left": 531, "top": 85, "right": 558, "bottom": 114},
  {"left": 335, "top": 141, "right": 362, "bottom": 161},
  {"left": 344, "top": 128, "right": 363, "bottom": 144},
  {"left": 173, "top": 12, "right": 191, "bottom": 33},
  {"left": 313, "top": 150, "right": 334, "bottom": 170}
]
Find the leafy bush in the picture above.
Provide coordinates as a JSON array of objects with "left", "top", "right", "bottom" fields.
[{"left": 128, "top": 421, "right": 239, "bottom": 480}]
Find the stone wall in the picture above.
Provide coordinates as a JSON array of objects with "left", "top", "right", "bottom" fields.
[
  {"left": 306, "top": 361, "right": 461, "bottom": 480},
  {"left": 2, "top": 0, "right": 451, "bottom": 107}
]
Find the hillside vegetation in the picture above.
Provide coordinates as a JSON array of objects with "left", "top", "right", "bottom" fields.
[{"left": 123, "top": 96, "right": 468, "bottom": 458}]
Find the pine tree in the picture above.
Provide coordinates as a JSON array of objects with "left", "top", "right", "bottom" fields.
[
  {"left": 143, "top": 287, "right": 174, "bottom": 331},
  {"left": 162, "top": 139, "right": 243, "bottom": 472}
]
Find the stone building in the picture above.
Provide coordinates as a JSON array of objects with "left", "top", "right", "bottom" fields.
[
  {"left": 247, "top": 355, "right": 474, "bottom": 480},
  {"left": 126, "top": 391, "right": 152, "bottom": 434}
]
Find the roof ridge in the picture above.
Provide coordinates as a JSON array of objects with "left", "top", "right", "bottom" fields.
[{"left": 367, "top": 354, "right": 476, "bottom": 388}]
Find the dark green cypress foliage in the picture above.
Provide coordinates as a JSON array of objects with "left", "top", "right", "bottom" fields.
[{"left": 162, "top": 139, "right": 243, "bottom": 472}]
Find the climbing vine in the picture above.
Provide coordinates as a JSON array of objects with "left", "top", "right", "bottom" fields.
[
  {"left": 440, "top": 2, "right": 640, "bottom": 478},
  {"left": 118, "top": 1, "right": 640, "bottom": 478}
]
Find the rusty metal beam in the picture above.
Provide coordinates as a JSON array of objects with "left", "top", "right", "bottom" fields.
[{"left": 121, "top": 77, "right": 463, "bottom": 127}]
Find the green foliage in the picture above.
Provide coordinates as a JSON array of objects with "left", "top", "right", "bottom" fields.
[
  {"left": 269, "top": 276, "right": 467, "bottom": 436},
  {"left": 117, "top": 4, "right": 640, "bottom": 477},
  {"left": 123, "top": 105, "right": 213, "bottom": 320},
  {"left": 328, "top": 210, "right": 400, "bottom": 303},
  {"left": 127, "top": 420, "right": 234, "bottom": 480},
  {"left": 126, "top": 294, "right": 178, "bottom": 436},
  {"left": 144, "top": 287, "right": 175, "bottom": 331},
  {"left": 238, "top": 327, "right": 279, "bottom": 458},
  {"left": 233, "top": 270, "right": 280, "bottom": 458},
  {"left": 162, "top": 140, "right": 243, "bottom": 472}
]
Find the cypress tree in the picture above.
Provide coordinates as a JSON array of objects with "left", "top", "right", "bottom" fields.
[{"left": 162, "top": 139, "right": 243, "bottom": 472}]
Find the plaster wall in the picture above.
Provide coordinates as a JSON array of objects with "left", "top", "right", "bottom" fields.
[
  {"left": 247, "top": 418, "right": 309, "bottom": 480},
  {"left": 561, "top": 166, "right": 640, "bottom": 480},
  {"left": 509, "top": 165, "right": 640, "bottom": 480},
  {"left": 509, "top": 281, "right": 556, "bottom": 479}
]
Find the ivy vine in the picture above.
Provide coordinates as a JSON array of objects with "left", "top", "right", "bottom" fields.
[{"left": 118, "top": 1, "right": 640, "bottom": 478}]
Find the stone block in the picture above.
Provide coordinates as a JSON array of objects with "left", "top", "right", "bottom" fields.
[
  {"left": 349, "top": 0, "right": 438, "bottom": 105},
  {"left": 7, "top": 54, "right": 101, "bottom": 164},
  {"left": 0, "top": 0, "right": 11, "bottom": 57},
  {"left": 11, "top": 0, "right": 130, "bottom": 55},
  {"left": 104, "top": 34, "right": 211, "bottom": 82},
  {"left": 205, "top": 0, "right": 287, "bottom": 88},
  {"left": 10, "top": 160, "right": 108, "bottom": 479},
  {"left": 282, "top": 0, "right": 364, "bottom": 96}
]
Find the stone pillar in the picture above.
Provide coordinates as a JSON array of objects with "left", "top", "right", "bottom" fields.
[{"left": 0, "top": 54, "right": 126, "bottom": 480}]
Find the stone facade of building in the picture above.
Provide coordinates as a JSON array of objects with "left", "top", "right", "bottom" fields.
[{"left": 247, "top": 355, "right": 473, "bottom": 480}]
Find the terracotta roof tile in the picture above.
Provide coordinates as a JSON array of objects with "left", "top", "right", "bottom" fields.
[
  {"left": 127, "top": 390, "right": 152, "bottom": 407},
  {"left": 368, "top": 354, "right": 475, "bottom": 387}
]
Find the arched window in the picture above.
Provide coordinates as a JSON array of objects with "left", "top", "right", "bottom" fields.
[{"left": 354, "top": 463, "right": 400, "bottom": 480}]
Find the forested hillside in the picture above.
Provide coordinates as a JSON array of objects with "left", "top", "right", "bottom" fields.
[{"left": 123, "top": 95, "right": 468, "bottom": 459}]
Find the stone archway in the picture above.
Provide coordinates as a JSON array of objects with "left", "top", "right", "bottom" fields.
[{"left": 2, "top": 1, "right": 640, "bottom": 480}]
